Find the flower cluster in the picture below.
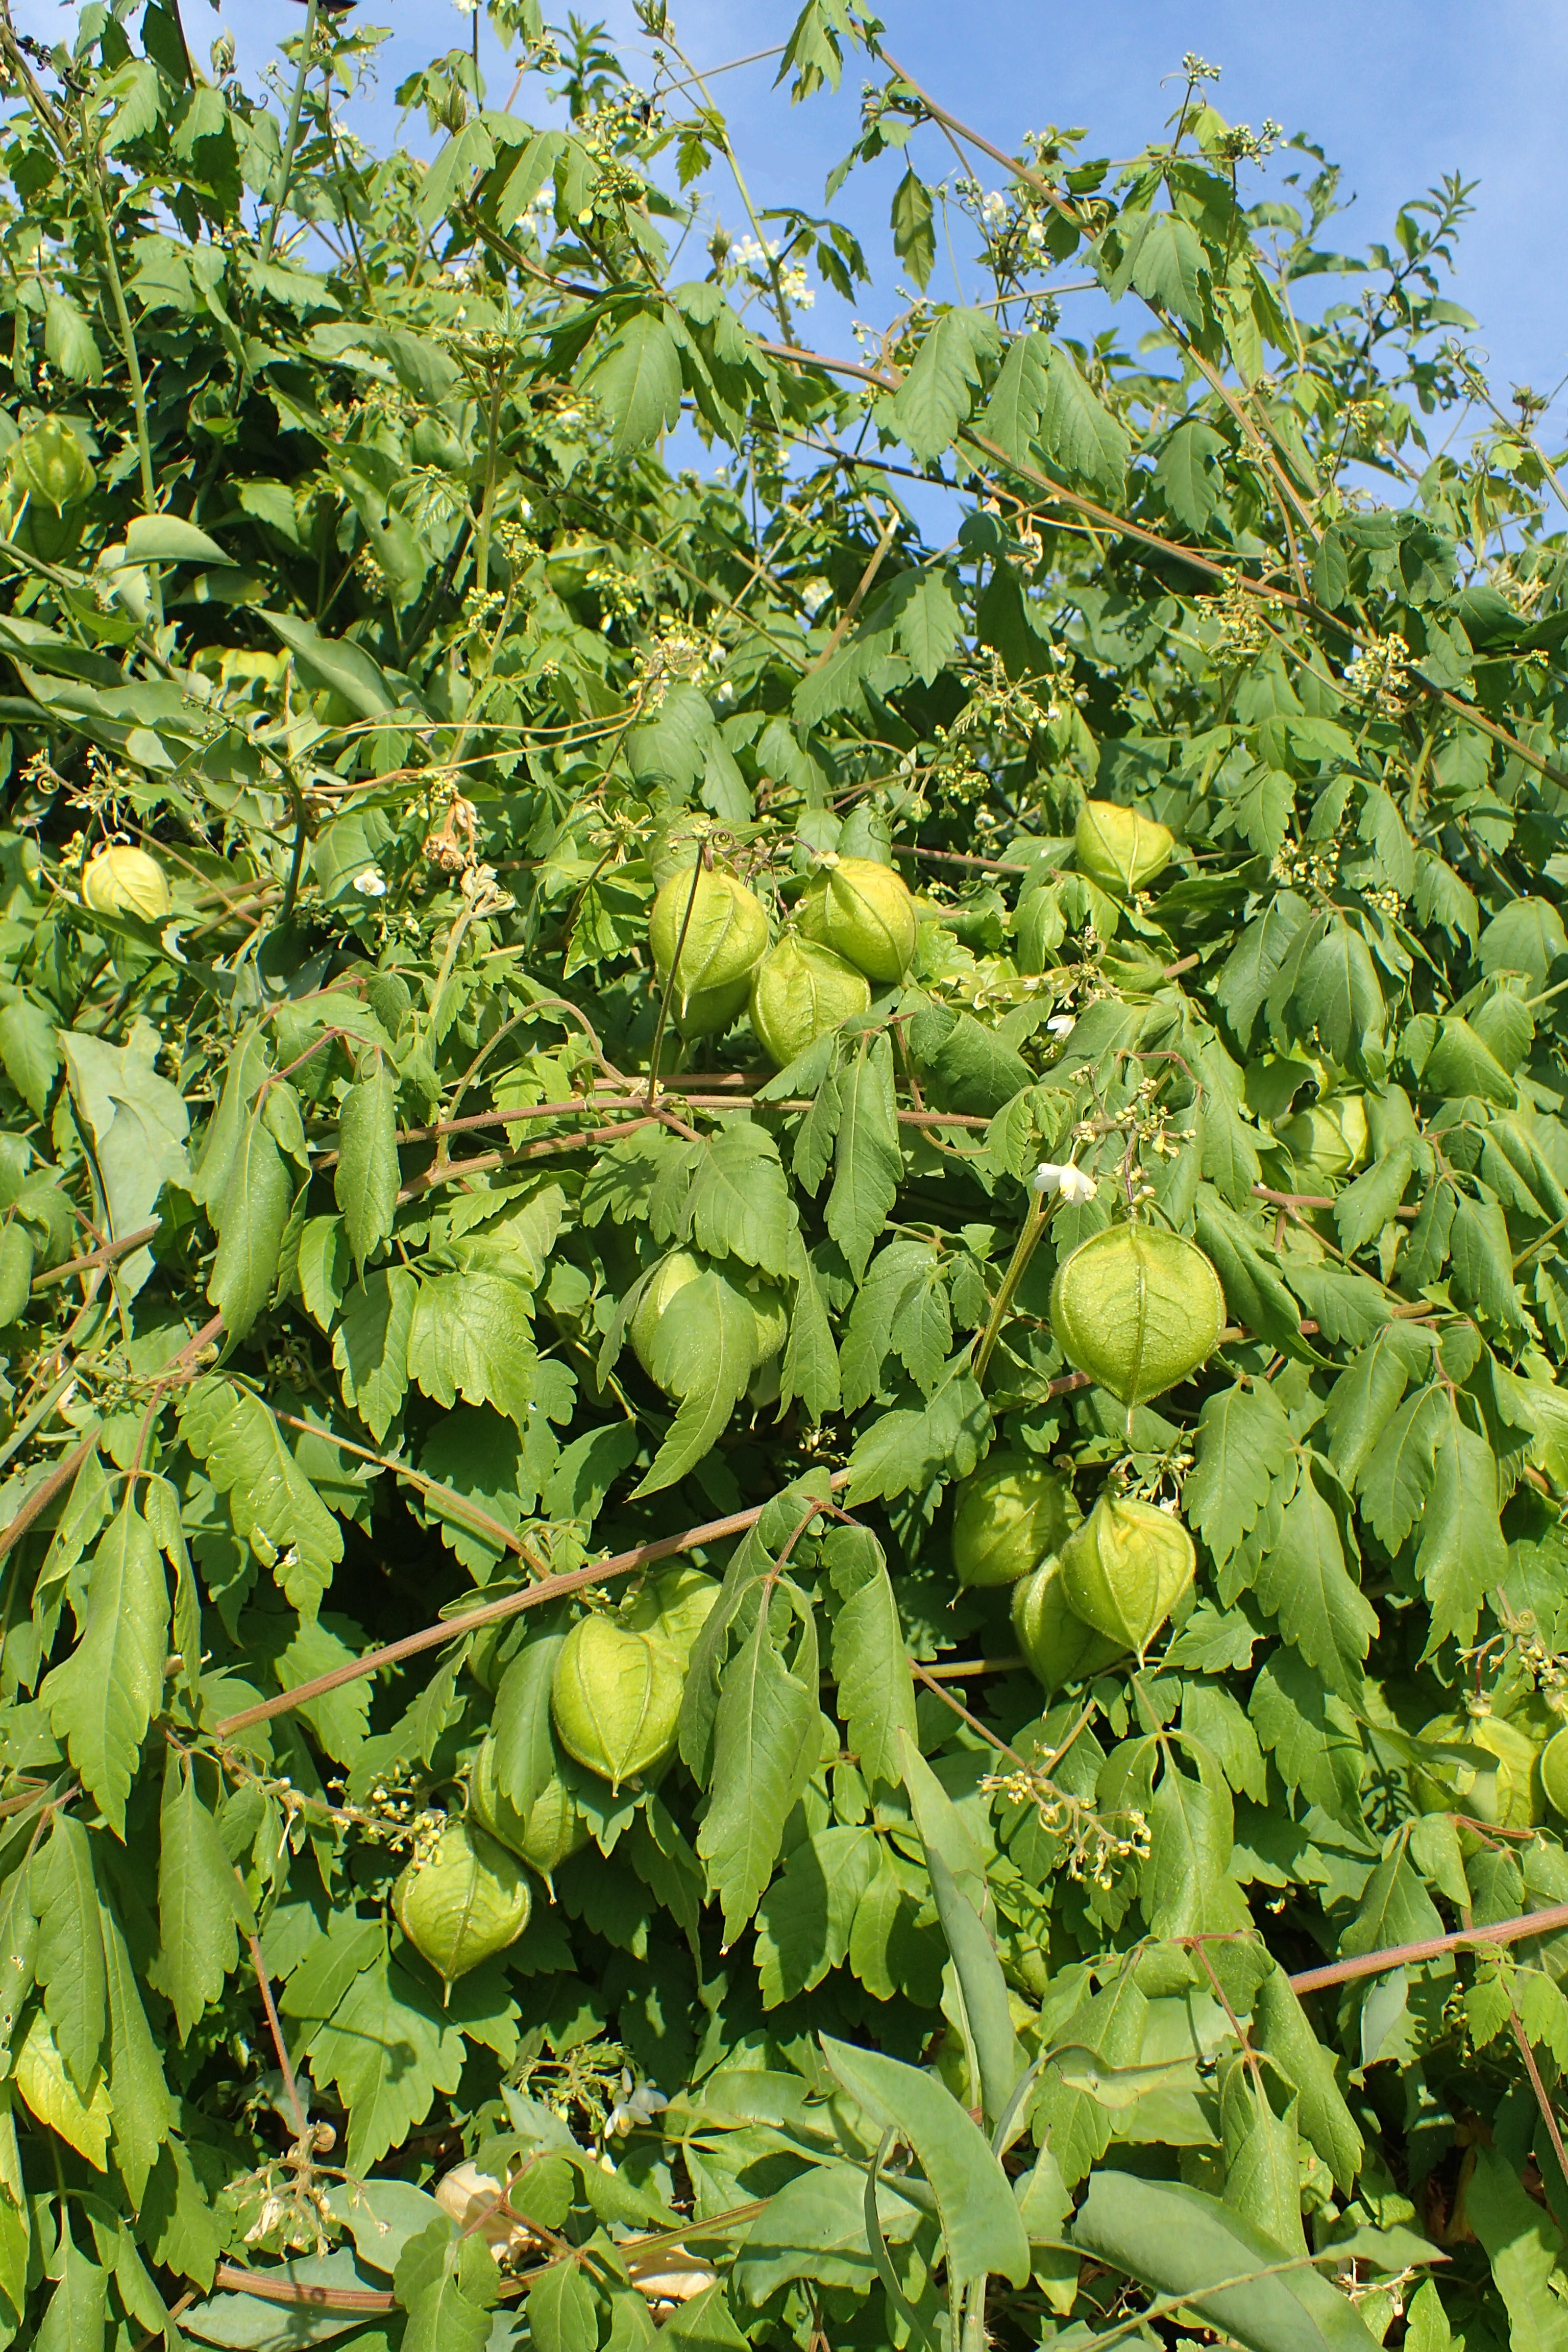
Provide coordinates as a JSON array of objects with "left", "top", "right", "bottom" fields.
[{"left": 1345, "top": 631, "right": 1411, "bottom": 714}]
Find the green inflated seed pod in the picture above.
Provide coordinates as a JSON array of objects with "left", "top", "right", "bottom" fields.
[
  {"left": 1049, "top": 1223, "right": 1224, "bottom": 1407},
  {"left": 1540, "top": 1724, "right": 1568, "bottom": 1819},
  {"left": 393, "top": 1818, "right": 531, "bottom": 1987},
  {"left": 747, "top": 1287, "right": 789, "bottom": 1367},
  {"left": 621, "top": 1563, "right": 722, "bottom": 1660},
  {"left": 467, "top": 1737, "right": 589, "bottom": 1888},
  {"left": 749, "top": 934, "right": 870, "bottom": 1068},
  {"left": 796, "top": 854, "right": 916, "bottom": 982},
  {"left": 551, "top": 1615, "right": 685, "bottom": 1792},
  {"left": 1074, "top": 800, "right": 1173, "bottom": 895},
  {"left": 1413, "top": 1711, "right": 1541, "bottom": 1830},
  {"left": 1057, "top": 1492, "right": 1195, "bottom": 1655},
  {"left": 1279, "top": 1093, "right": 1368, "bottom": 1179},
  {"left": 649, "top": 865, "right": 767, "bottom": 1035},
  {"left": 629, "top": 1251, "right": 703, "bottom": 1382},
  {"left": 1011, "top": 1555, "right": 1125, "bottom": 1692},
  {"left": 82, "top": 845, "right": 171, "bottom": 923},
  {"left": 11, "top": 416, "right": 94, "bottom": 510},
  {"left": 952, "top": 1451, "right": 1079, "bottom": 1587}
]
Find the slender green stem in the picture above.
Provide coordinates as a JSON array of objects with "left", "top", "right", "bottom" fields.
[
  {"left": 972, "top": 1188, "right": 1058, "bottom": 1386},
  {"left": 78, "top": 108, "right": 162, "bottom": 619},
  {"left": 263, "top": 0, "right": 321, "bottom": 266},
  {"left": 280, "top": 770, "right": 309, "bottom": 927}
]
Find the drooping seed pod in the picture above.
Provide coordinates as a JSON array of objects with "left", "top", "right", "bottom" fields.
[
  {"left": 1049, "top": 1223, "right": 1224, "bottom": 1407},
  {"left": 629, "top": 1251, "right": 703, "bottom": 1381},
  {"left": 1414, "top": 1711, "right": 1542, "bottom": 1830},
  {"left": 468, "top": 1736, "right": 590, "bottom": 1888},
  {"left": 631, "top": 1253, "right": 785, "bottom": 1384},
  {"left": 952, "top": 1451, "right": 1079, "bottom": 1587},
  {"left": 1057, "top": 1492, "right": 1195, "bottom": 1655},
  {"left": 649, "top": 865, "right": 768, "bottom": 1036},
  {"left": 1011, "top": 1556, "right": 1125, "bottom": 1693},
  {"left": 749, "top": 934, "right": 870, "bottom": 1068},
  {"left": 81, "top": 845, "right": 171, "bottom": 923},
  {"left": 1279, "top": 1092, "right": 1368, "bottom": 1179},
  {"left": 796, "top": 855, "right": 916, "bottom": 982},
  {"left": 392, "top": 1818, "right": 531, "bottom": 1987},
  {"left": 551, "top": 1615, "right": 685, "bottom": 1792},
  {"left": 620, "top": 1563, "right": 722, "bottom": 1660},
  {"left": 11, "top": 417, "right": 94, "bottom": 511},
  {"left": 1074, "top": 800, "right": 1174, "bottom": 895},
  {"left": 747, "top": 1286, "right": 789, "bottom": 1367}
]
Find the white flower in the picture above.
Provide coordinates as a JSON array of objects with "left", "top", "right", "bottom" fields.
[
  {"left": 606, "top": 2072, "right": 668, "bottom": 2137},
  {"left": 1046, "top": 1013, "right": 1075, "bottom": 1038},
  {"left": 1033, "top": 1160, "right": 1095, "bottom": 1205},
  {"left": 352, "top": 868, "right": 387, "bottom": 898},
  {"left": 980, "top": 190, "right": 1009, "bottom": 228}
]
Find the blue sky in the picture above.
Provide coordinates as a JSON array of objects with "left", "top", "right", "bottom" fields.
[{"left": 22, "top": 2, "right": 1568, "bottom": 442}]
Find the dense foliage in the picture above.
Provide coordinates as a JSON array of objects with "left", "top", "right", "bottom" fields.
[{"left": 4, "top": 3, "right": 1568, "bottom": 2347}]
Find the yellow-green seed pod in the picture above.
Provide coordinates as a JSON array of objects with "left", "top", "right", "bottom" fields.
[
  {"left": 649, "top": 865, "right": 768, "bottom": 1034},
  {"left": 1074, "top": 801, "right": 1174, "bottom": 896},
  {"left": 1279, "top": 1094, "right": 1368, "bottom": 1180},
  {"left": 748, "top": 1286, "right": 789, "bottom": 1367},
  {"left": 749, "top": 934, "right": 870, "bottom": 1068},
  {"left": 621, "top": 1564, "right": 721, "bottom": 1661},
  {"left": 1011, "top": 1555, "right": 1125, "bottom": 1692},
  {"left": 1413, "top": 1712, "right": 1541, "bottom": 1830},
  {"left": 393, "top": 1818, "right": 531, "bottom": 1986},
  {"left": 1049, "top": 1224, "right": 1224, "bottom": 1407},
  {"left": 629, "top": 1251, "right": 704, "bottom": 1382},
  {"left": 81, "top": 845, "right": 171, "bottom": 923},
  {"left": 952, "top": 1452, "right": 1079, "bottom": 1587},
  {"left": 551, "top": 1615, "right": 685, "bottom": 1792},
  {"left": 468, "top": 1737, "right": 590, "bottom": 1886},
  {"left": 11, "top": 417, "right": 94, "bottom": 510},
  {"left": 1541, "top": 1724, "right": 1568, "bottom": 1820},
  {"left": 1058, "top": 1492, "right": 1195, "bottom": 1655},
  {"left": 797, "top": 855, "right": 916, "bottom": 982},
  {"left": 675, "top": 974, "right": 754, "bottom": 1041}
]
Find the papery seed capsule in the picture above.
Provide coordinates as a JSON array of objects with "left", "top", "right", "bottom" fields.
[
  {"left": 551, "top": 1615, "right": 685, "bottom": 1792},
  {"left": 392, "top": 1817, "right": 531, "bottom": 1987},
  {"left": 649, "top": 865, "right": 768, "bottom": 1036},
  {"left": 747, "top": 1286, "right": 789, "bottom": 1367},
  {"left": 82, "top": 845, "right": 171, "bottom": 923},
  {"left": 1074, "top": 800, "right": 1173, "bottom": 895},
  {"left": 952, "top": 1451, "right": 1079, "bottom": 1587},
  {"left": 620, "top": 1563, "right": 722, "bottom": 1660},
  {"left": 1011, "top": 1555, "right": 1125, "bottom": 1692},
  {"left": 467, "top": 1736, "right": 589, "bottom": 1889},
  {"left": 749, "top": 934, "right": 870, "bottom": 1068},
  {"left": 1057, "top": 1491, "right": 1195, "bottom": 1655},
  {"left": 1279, "top": 1092, "right": 1368, "bottom": 1179},
  {"left": 629, "top": 1251, "right": 703, "bottom": 1381},
  {"left": 1049, "top": 1223, "right": 1224, "bottom": 1407},
  {"left": 1541, "top": 1724, "right": 1568, "bottom": 1820},
  {"left": 11, "top": 417, "right": 94, "bottom": 510},
  {"left": 796, "top": 855, "right": 916, "bottom": 982},
  {"left": 1414, "top": 1712, "right": 1541, "bottom": 1830}
]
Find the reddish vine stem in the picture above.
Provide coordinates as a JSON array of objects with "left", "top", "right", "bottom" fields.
[
  {"left": 1511, "top": 2004, "right": 1568, "bottom": 2190},
  {"left": 215, "top": 1475, "right": 853, "bottom": 1736},
  {"left": 1288, "top": 1898, "right": 1568, "bottom": 1992},
  {"left": 30, "top": 1221, "right": 161, "bottom": 1290},
  {"left": 246, "top": 1928, "right": 310, "bottom": 2145}
]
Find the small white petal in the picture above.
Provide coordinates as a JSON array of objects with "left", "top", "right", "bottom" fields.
[
  {"left": 1031, "top": 1162, "right": 1069, "bottom": 1195},
  {"left": 1058, "top": 1166, "right": 1097, "bottom": 1205},
  {"left": 352, "top": 868, "right": 387, "bottom": 898},
  {"left": 1046, "top": 1014, "right": 1075, "bottom": 1037}
]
